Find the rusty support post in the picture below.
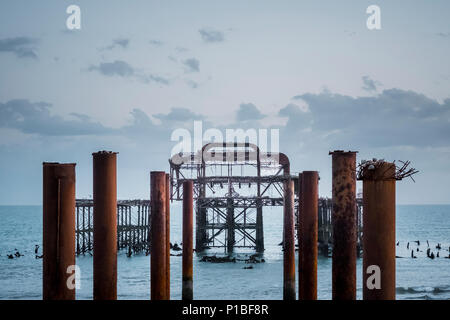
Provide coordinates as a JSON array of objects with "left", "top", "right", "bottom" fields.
[
  {"left": 76, "top": 206, "right": 80, "bottom": 255},
  {"left": 330, "top": 150, "right": 357, "bottom": 300},
  {"left": 147, "top": 204, "right": 151, "bottom": 251},
  {"left": 82, "top": 207, "right": 85, "bottom": 253},
  {"left": 182, "top": 180, "right": 194, "bottom": 300},
  {"left": 150, "top": 171, "right": 167, "bottom": 300},
  {"left": 283, "top": 179, "right": 296, "bottom": 300},
  {"left": 138, "top": 205, "right": 141, "bottom": 248},
  {"left": 299, "top": 171, "right": 319, "bottom": 300},
  {"left": 256, "top": 199, "right": 264, "bottom": 253},
  {"left": 137, "top": 205, "right": 140, "bottom": 248},
  {"left": 297, "top": 173, "right": 303, "bottom": 297},
  {"left": 226, "top": 197, "right": 235, "bottom": 253},
  {"left": 93, "top": 151, "right": 117, "bottom": 300},
  {"left": 120, "top": 207, "right": 123, "bottom": 248},
  {"left": 361, "top": 162, "right": 396, "bottom": 300},
  {"left": 88, "top": 207, "right": 91, "bottom": 250},
  {"left": 43, "top": 162, "right": 76, "bottom": 300},
  {"left": 165, "top": 173, "right": 171, "bottom": 299},
  {"left": 117, "top": 206, "right": 120, "bottom": 249}
]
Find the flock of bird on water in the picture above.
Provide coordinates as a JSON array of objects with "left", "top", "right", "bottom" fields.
[
  {"left": 400, "top": 240, "right": 450, "bottom": 259},
  {"left": 3, "top": 240, "right": 450, "bottom": 260}
]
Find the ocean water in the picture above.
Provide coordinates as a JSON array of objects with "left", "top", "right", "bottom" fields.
[{"left": 0, "top": 204, "right": 449, "bottom": 300}]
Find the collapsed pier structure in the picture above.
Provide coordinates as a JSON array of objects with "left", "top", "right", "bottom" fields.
[{"left": 169, "top": 143, "right": 363, "bottom": 254}]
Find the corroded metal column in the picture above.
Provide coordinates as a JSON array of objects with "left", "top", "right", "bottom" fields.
[
  {"left": 297, "top": 173, "right": 303, "bottom": 297},
  {"left": 43, "top": 162, "right": 76, "bottom": 300},
  {"left": 150, "top": 171, "right": 167, "bottom": 300},
  {"left": 256, "top": 149, "right": 264, "bottom": 253},
  {"left": 283, "top": 179, "right": 296, "bottom": 300},
  {"left": 226, "top": 197, "right": 235, "bottom": 253},
  {"left": 165, "top": 173, "right": 171, "bottom": 299},
  {"left": 255, "top": 201, "right": 264, "bottom": 253},
  {"left": 330, "top": 151, "right": 357, "bottom": 300},
  {"left": 182, "top": 180, "right": 194, "bottom": 300},
  {"left": 93, "top": 151, "right": 117, "bottom": 300},
  {"left": 299, "top": 171, "right": 319, "bottom": 300},
  {"left": 360, "top": 162, "right": 396, "bottom": 300}
]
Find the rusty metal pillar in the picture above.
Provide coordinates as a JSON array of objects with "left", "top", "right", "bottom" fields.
[
  {"left": 76, "top": 206, "right": 80, "bottom": 255},
  {"left": 165, "top": 173, "right": 171, "bottom": 299},
  {"left": 360, "top": 162, "right": 396, "bottom": 300},
  {"left": 182, "top": 180, "right": 194, "bottom": 300},
  {"left": 299, "top": 171, "right": 319, "bottom": 300},
  {"left": 43, "top": 162, "right": 76, "bottom": 300},
  {"left": 256, "top": 149, "right": 264, "bottom": 253},
  {"left": 226, "top": 197, "right": 235, "bottom": 253},
  {"left": 256, "top": 200, "right": 264, "bottom": 253},
  {"left": 330, "top": 150, "right": 357, "bottom": 300},
  {"left": 297, "top": 173, "right": 303, "bottom": 297},
  {"left": 150, "top": 171, "right": 167, "bottom": 300},
  {"left": 283, "top": 179, "right": 296, "bottom": 300},
  {"left": 93, "top": 151, "right": 117, "bottom": 300}
]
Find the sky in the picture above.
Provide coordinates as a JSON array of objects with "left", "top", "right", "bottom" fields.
[{"left": 0, "top": 0, "right": 449, "bottom": 204}]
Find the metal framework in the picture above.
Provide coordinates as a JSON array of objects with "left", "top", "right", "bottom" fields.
[
  {"left": 75, "top": 199, "right": 150, "bottom": 256},
  {"left": 169, "top": 142, "right": 295, "bottom": 253},
  {"left": 169, "top": 142, "right": 363, "bottom": 254}
]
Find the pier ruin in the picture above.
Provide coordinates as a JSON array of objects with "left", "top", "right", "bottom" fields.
[{"left": 169, "top": 143, "right": 363, "bottom": 255}]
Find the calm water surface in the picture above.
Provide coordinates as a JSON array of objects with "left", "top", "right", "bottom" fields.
[{"left": 0, "top": 205, "right": 449, "bottom": 300}]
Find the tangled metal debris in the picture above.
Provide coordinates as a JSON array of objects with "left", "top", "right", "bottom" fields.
[{"left": 357, "top": 159, "right": 419, "bottom": 181}]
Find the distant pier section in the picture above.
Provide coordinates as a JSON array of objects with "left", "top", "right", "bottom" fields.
[{"left": 75, "top": 199, "right": 150, "bottom": 255}]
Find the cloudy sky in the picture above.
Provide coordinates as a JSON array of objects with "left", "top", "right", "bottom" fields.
[{"left": 0, "top": 0, "right": 449, "bottom": 204}]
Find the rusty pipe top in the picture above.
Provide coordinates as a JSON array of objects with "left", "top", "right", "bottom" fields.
[
  {"left": 92, "top": 151, "right": 118, "bottom": 156},
  {"left": 43, "top": 162, "right": 76, "bottom": 166},
  {"left": 278, "top": 153, "right": 290, "bottom": 176},
  {"left": 328, "top": 150, "right": 358, "bottom": 155}
]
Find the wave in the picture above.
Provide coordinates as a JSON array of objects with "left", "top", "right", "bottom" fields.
[
  {"left": 405, "top": 295, "right": 435, "bottom": 300},
  {"left": 397, "top": 286, "right": 450, "bottom": 295}
]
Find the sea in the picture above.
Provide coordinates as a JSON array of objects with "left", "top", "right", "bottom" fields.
[{"left": 0, "top": 204, "right": 449, "bottom": 300}]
